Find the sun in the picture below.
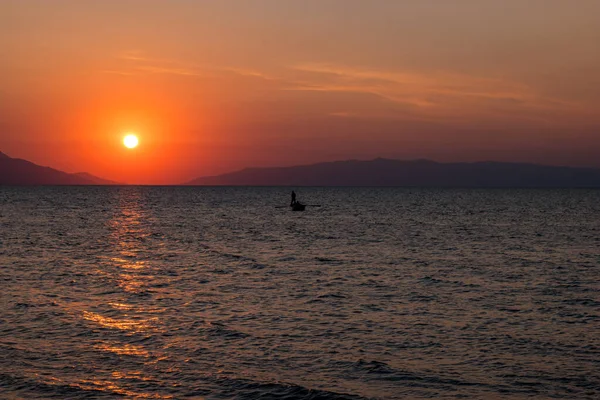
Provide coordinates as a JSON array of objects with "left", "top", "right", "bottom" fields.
[{"left": 123, "top": 134, "right": 139, "bottom": 149}]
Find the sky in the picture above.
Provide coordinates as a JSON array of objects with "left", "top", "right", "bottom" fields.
[{"left": 1, "top": 0, "right": 599, "bottom": 184}]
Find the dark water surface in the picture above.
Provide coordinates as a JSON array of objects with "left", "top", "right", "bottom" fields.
[{"left": 1, "top": 187, "right": 599, "bottom": 399}]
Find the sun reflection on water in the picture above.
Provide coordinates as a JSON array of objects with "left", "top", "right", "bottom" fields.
[
  {"left": 83, "top": 191, "right": 158, "bottom": 329},
  {"left": 79, "top": 189, "right": 168, "bottom": 397},
  {"left": 94, "top": 343, "right": 151, "bottom": 357},
  {"left": 108, "top": 302, "right": 135, "bottom": 310},
  {"left": 71, "top": 378, "right": 173, "bottom": 399},
  {"left": 83, "top": 310, "right": 157, "bottom": 332}
]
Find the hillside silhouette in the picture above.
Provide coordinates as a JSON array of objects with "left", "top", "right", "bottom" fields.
[
  {"left": 3, "top": 152, "right": 600, "bottom": 187},
  {"left": 0, "top": 151, "right": 117, "bottom": 185},
  {"left": 186, "top": 158, "right": 600, "bottom": 187}
]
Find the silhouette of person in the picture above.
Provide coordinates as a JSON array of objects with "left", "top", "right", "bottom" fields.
[{"left": 291, "top": 190, "right": 296, "bottom": 206}]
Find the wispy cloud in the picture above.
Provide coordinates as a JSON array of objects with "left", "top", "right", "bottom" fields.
[
  {"left": 133, "top": 65, "right": 201, "bottom": 76},
  {"left": 99, "top": 52, "right": 593, "bottom": 126},
  {"left": 290, "top": 63, "right": 532, "bottom": 104},
  {"left": 119, "top": 50, "right": 148, "bottom": 62},
  {"left": 286, "top": 63, "right": 588, "bottom": 124},
  {"left": 218, "top": 67, "right": 274, "bottom": 80},
  {"left": 329, "top": 111, "right": 353, "bottom": 117},
  {"left": 103, "top": 51, "right": 274, "bottom": 80},
  {"left": 103, "top": 50, "right": 204, "bottom": 76},
  {"left": 101, "top": 70, "right": 137, "bottom": 76}
]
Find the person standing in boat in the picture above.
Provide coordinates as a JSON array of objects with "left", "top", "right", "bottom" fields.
[{"left": 290, "top": 190, "right": 297, "bottom": 206}]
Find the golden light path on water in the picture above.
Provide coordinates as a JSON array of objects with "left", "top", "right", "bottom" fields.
[{"left": 76, "top": 189, "right": 172, "bottom": 398}]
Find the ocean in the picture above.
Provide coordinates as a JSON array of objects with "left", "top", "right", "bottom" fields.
[{"left": 1, "top": 186, "right": 599, "bottom": 399}]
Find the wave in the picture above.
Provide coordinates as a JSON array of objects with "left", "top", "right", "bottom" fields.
[
  {"left": 0, "top": 373, "right": 117, "bottom": 399},
  {"left": 0, "top": 372, "right": 369, "bottom": 400}
]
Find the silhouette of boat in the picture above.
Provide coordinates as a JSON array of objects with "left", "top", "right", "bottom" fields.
[{"left": 291, "top": 202, "right": 306, "bottom": 211}]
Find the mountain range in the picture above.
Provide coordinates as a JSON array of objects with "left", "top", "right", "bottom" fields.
[
  {"left": 187, "top": 158, "right": 600, "bottom": 187},
  {"left": 2, "top": 150, "right": 600, "bottom": 187},
  {"left": 0, "top": 151, "right": 117, "bottom": 185}
]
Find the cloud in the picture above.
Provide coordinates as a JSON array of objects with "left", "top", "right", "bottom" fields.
[
  {"left": 290, "top": 63, "right": 531, "bottom": 103},
  {"left": 104, "top": 51, "right": 275, "bottom": 80},
  {"left": 133, "top": 65, "right": 201, "bottom": 76},
  {"left": 218, "top": 67, "right": 274, "bottom": 80},
  {"left": 285, "top": 63, "right": 590, "bottom": 125},
  {"left": 103, "top": 50, "right": 203, "bottom": 76},
  {"left": 329, "top": 111, "right": 353, "bottom": 117},
  {"left": 99, "top": 52, "right": 595, "bottom": 127}
]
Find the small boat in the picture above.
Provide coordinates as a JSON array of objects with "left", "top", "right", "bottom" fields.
[{"left": 291, "top": 202, "right": 306, "bottom": 211}]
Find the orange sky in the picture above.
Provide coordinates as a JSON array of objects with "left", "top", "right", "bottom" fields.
[{"left": 1, "top": 0, "right": 599, "bottom": 184}]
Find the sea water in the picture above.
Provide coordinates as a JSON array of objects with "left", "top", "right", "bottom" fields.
[{"left": 1, "top": 187, "right": 599, "bottom": 399}]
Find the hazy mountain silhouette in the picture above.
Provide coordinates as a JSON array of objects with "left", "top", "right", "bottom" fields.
[
  {"left": 0, "top": 151, "right": 118, "bottom": 185},
  {"left": 71, "top": 172, "right": 119, "bottom": 185},
  {"left": 186, "top": 158, "right": 600, "bottom": 187}
]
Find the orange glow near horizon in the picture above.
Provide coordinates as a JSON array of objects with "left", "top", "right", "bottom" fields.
[{"left": 1, "top": 1, "right": 600, "bottom": 184}]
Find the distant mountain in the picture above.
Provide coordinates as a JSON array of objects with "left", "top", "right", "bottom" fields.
[
  {"left": 186, "top": 158, "right": 600, "bottom": 187},
  {"left": 71, "top": 172, "right": 119, "bottom": 185},
  {"left": 0, "top": 151, "right": 117, "bottom": 185}
]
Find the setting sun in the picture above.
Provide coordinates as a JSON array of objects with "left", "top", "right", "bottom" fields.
[{"left": 123, "top": 134, "right": 139, "bottom": 149}]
